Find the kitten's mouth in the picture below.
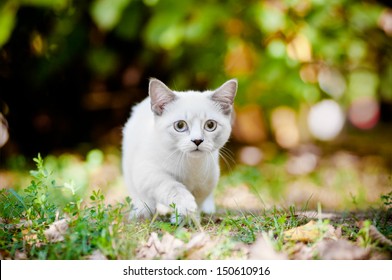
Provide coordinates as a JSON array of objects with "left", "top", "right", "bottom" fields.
[{"left": 188, "top": 148, "right": 204, "bottom": 155}]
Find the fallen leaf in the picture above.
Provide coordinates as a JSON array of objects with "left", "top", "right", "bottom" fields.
[
  {"left": 368, "top": 225, "right": 392, "bottom": 247},
  {"left": 87, "top": 249, "right": 107, "bottom": 260},
  {"left": 334, "top": 226, "right": 342, "bottom": 239},
  {"left": 137, "top": 231, "right": 231, "bottom": 260},
  {"left": 22, "top": 229, "right": 39, "bottom": 246},
  {"left": 16, "top": 219, "right": 33, "bottom": 228},
  {"left": 44, "top": 219, "right": 69, "bottom": 243},
  {"left": 14, "top": 250, "right": 27, "bottom": 260},
  {"left": 249, "top": 233, "right": 288, "bottom": 260},
  {"left": 184, "top": 232, "right": 216, "bottom": 260},
  {"left": 185, "top": 232, "right": 209, "bottom": 251},
  {"left": 136, "top": 232, "right": 184, "bottom": 260},
  {"left": 316, "top": 239, "right": 371, "bottom": 260},
  {"left": 289, "top": 243, "right": 314, "bottom": 260},
  {"left": 283, "top": 220, "right": 337, "bottom": 242}
]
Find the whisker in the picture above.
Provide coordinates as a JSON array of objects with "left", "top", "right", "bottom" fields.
[
  {"left": 221, "top": 150, "right": 236, "bottom": 165},
  {"left": 220, "top": 146, "right": 235, "bottom": 160},
  {"left": 219, "top": 147, "right": 236, "bottom": 167}
]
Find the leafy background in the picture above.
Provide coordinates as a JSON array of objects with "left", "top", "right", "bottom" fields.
[{"left": 1, "top": 0, "right": 392, "bottom": 155}]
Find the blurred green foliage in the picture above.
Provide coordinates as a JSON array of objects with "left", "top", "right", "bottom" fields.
[
  {"left": 0, "top": 0, "right": 392, "bottom": 149},
  {"left": 1, "top": 0, "right": 391, "bottom": 110}
]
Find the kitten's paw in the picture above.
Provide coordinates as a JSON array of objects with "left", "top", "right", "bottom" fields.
[
  {"left": 170, "top": 211, "right": 200, "bottom": 225},
  {"left": 170, "top": 188, "right": 198, "bottom": 217}
]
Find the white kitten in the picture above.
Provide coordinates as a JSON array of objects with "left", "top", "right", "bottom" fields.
[{"left": 122, "top": 78, "right": 237, "bottom": 219}]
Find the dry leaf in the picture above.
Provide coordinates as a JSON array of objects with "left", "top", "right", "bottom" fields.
[
  {"left": 44, "top": 219, "right": 69, "bottom": 242},
  {"left": 368, "top": 225, "right": 392, "bottom": 247},
  {"left": 16, "top": 219, "right": 33, "bottom": 228},
  {"left": 14, "top": 250, "right": 27, "bottom": 260},
  {"left": 184, "top": 232, "right": 216, "bottom": 260},
  {"left": 87, "top": 249, "right": 107, "bottom": 260},
  {"left": 334, "top": 226, "right": 342, "bottom": 239},
  {"left": 136, "top": 232, "right": 184, "bottom": 260},
  {"left": 289, "top": 238, "right": 371, "bottom": 260},
  {"left": 283, "top": 220, "right": 337, "bottom": 242},
  {"left": 249, "top": 233, "right": 288, "bottom": 260},
  {"left": 22, "top": 229, "right": 40, "bottom": 246},
  {"left": 185, "top": 232, "right": 209, "bottom": 251},
  {"left": 289, "top": 243, "right": 314, "bottom": 260},
  {"left": 316, "top": 239, "right": 371, "bottom": 260},
  {"left": 137, "top": 232, "right": 227, "bottom": 260}
]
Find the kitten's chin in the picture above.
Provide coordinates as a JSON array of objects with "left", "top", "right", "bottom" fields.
[{"left": 186, "top": 150, "right": 206, "bottom": 158}]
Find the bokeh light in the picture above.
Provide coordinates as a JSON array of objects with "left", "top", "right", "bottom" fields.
[
  {"left": 0, "top": 113, "right": 9, "bottom": 148},
  {"left": 307, "top": 100, "right": 345, "bottom": 141},
  {"left": 318, "top": 67, "right": 346, "bottom": 99},
  {"left": 238, "top": 146, "right": 263, "bottom": 166},
  {"left": 348, "top": 97, "right": 380, "bottom": 130},
  {"left": 271, "top": 106, "right": 300, "bottom": 149}
]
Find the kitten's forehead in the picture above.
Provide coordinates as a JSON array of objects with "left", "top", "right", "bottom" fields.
[
  {"left": 169, "top": 90, "right": 218, "bottom": 118},
  {"left": 173, "top": 89, "right": 213, "bottom": 99}
]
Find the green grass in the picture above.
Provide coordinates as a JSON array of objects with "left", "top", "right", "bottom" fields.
[
  {"left": 0, "top": 154, "right": 136, "bottom": 259},
  {"left": 0, "top": 152, "right": 391, "bottom": 259}
]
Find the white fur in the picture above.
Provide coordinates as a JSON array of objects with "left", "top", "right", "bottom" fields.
[{"left": 122, "top": 79, "right": 237, "bottom": 219}]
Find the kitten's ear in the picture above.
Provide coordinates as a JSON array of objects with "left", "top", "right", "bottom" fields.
[
  {"left": 149, "top": 78, "right": 177, "bottom": 116},
  {"left": 211, "top": 79, "right": 237, "bottom": 114}
]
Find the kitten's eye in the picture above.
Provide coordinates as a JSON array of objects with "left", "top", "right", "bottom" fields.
[
  {"left": 204, "top": 120, "right": 217, "bottom": 132},
  {"left": 173, "top": 120, "right": 188, "bottom": 132}
]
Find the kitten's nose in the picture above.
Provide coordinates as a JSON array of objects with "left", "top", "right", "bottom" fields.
[{"left": 192, "top": 139, "right": 204, "bottom": 146}]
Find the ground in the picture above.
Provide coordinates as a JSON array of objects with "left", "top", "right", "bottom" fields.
[{"left": 0, "top": 142, "right": 391, "bottom": 260}]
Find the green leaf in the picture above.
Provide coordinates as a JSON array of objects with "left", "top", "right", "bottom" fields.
[
  {"left": 144, "top": 12, "right": 184, "bottom": 49},
  {"left": 90, "top": 0, "right": 132, "bottom": 31},
  {"left": 8, "top": 189, "right": 27, "bottom": 210},
  {"left": 0, "top": 2, "right": 18, "bottom": 48},
  {"left": 254, "top": 2, "right": 286, "bottom": 34},
  {"left": 114, "top": 3, "right": 143, "bottom": 40}
]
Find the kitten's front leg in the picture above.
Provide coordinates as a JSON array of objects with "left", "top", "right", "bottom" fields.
[
  {"left": 152, "top": 180, "right": 198, "bottom": 218},
  {"left": 201, "top": 192, "right": 216, "bottom": 214}
]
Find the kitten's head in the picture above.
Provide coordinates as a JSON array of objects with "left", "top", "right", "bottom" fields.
[{"left": 149, "top": 78, "right": 237, "bottom": 156}]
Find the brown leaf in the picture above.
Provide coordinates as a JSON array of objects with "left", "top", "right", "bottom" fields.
[
  {"left": 316, "top": 239, "right": 371, "bottom": 260},
  {"left": 22, "top": 230, "right": 40, "bottom": 246},
  {"left": 368, "top": 225, "right": 392, "bottom": 247},
  {"left": 184, "top": 232, "right": 216, "bottom": 260},
  {"left": 249, "top": 233, "right": 288, "bottom": 260},
  {"left": 14, "top": 251, "right": 27, "bottom": 260},
  {"left": 136, "top": 232, "right": 184, "bottom": 260},
  {"left": 137, "top": 231, "right": 234, "bottom": 260},
  {"left": 283, "top": 220, "right": 338, "bottom": 243},
  {"left": 289, "top": 238, "right": 372, "bottom": 260},
  {"left": 44, "top": 219, "right": 69, "bottom": 243},
  {"left": 87, "top": 249, "right": 107, "bottom": 260},
  {"left": 289, "top": 243, "right": 314, "bottom": 260}
]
